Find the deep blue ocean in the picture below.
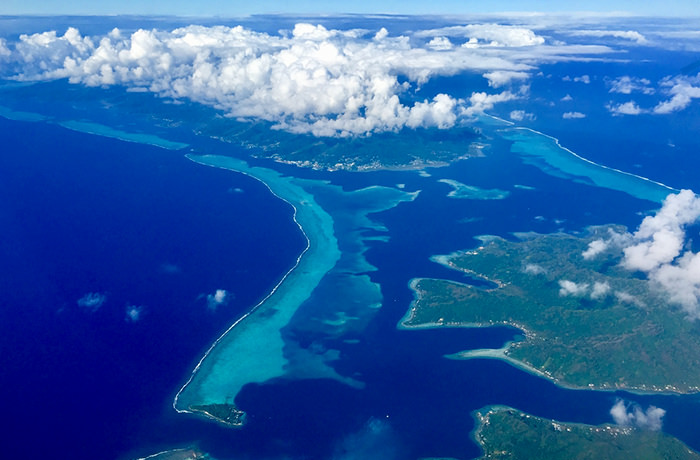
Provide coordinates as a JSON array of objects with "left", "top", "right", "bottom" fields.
[
  {"left": 2, "top": 15, "right": 700, "bottom": 459},
  {"left": 3, "top": 109, "right": 700, "bottom": 460}
]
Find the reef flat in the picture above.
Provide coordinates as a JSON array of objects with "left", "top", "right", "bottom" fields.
[
  {"left": 175, "top": 154, "right": 417, "bottom": 425},
  {"left": 174, "top": 154, "right": 341, "bottom": 424},
  {"left": 136, "top": 447, "right": 211, "bottom": 460},
  {"left": 473, "top": 406, "right": 700, "bottom": 460},
  {"left": 401, "top": 226, "right": 700, "bottom": 393}
]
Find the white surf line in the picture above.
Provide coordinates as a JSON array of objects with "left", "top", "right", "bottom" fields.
[
  {"left": 481, "top": 112, "right": 677, "bottom": 194},
  {"left": 483, "top": 113, "right": 515, "bottom": 126},
  {"left": 513, "top": 126, "right": 677, "bottom": 192},
  {"left": 173, "top": 155, "right": 311, "bottom": 414}
]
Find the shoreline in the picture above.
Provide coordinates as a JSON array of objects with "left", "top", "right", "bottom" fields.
[
  {"left": 135, "top": 447, "right": 207, "bottom": 460},
  {"left": 400, "top": 277, "right": 697, "bottom": 397},
  {"left": 58, "top": 120, "right": 189, "bottom": 151},
  {"left": 173, "top": 154, "right": 341, "bottom": 421},
  {"left": 173, "top": 154, "right": 312, "bottom": 415},
  {"left": 514, "top": 126, "right": 676, "bottom": 193}
]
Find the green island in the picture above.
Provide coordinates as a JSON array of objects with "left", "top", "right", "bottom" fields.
[
  {"left": 188, "top": 404, "right": 246, "bottom": 427},
  {"left": 400, "top": 226, "right": 700, "bottom": 393},
  {"left": 473, "top": 406, "right": 700, "bottom": 460}
]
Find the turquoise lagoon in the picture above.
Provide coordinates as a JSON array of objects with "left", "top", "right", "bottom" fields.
[
  {"left": 175, "top": 154, "right": 418, "bottom": 419},
  {"left": 2, "top": 72, "right": 700, "bottom": 460}
]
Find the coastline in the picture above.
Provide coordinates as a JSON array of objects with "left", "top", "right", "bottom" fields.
[
  {"left": 470, "top": 405, "right": 700, "bottom": 460},
  {"left": 400, "top": 277, "right": 697, "bottom": 397},
  {"left": 515, "top": 126, "right": 676, "bottom": 192},
  {"left": 494, "top": 123, "right": 675, "bottom": 204},
  {"left": 58, "top": 120, "right": 189, "bottom": 151},
  {"left": 173, "top": 154, "right": 342, "bottom": 422},
  {"left": 0, "top": 107, "right": 188, "bottom": 150},
  {"left": 135, "top": 447, "right": 207, "bottom": 460}
]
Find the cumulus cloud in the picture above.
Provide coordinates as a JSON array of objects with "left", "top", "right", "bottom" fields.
[
  {"left": 207, "top": 289, "right": 231, "bottom": 311},
  {"left": 0, "top": 38, "right": 10, "bottom": 57},
  {"left": 0, "top": 25, "right": 481, "bottom": 136},
  {"left": 558, "top": 280, "right": 589, "bottom": 297},
  {"left": 509, "top": 109, "right": 534, "bottom": 121},
  {"left": 0, "top": 23, "right": 617, "bottom": 137},
  {"left": 415, "top": 24, "right": 545, "bottom": 47},
  {"left": 524, "top": 263, "right": 546, "bottom": 275},
  {"left": 608, "top": 76, "right": 654, "bottom": 95},
  {"left": 568, "top": 30, "right": 648, "bottom": 45},
  {"left": 426, "top": 36, "right": 453, "bottom": 50},
  {"left": 623, "top": 190, "right": 700, "bottom": 273},
  {"left": 77, "top": 292, "right": 106, "bottom": 312},
  {"left": 610, "top": 399, "right": 665, "bottom": 431},
  {"left": 561, "top": 94, "right": 573, "bottom": 101},
  {"left": 614, "top": 291, "right": 644, "bottom": 307},
  {"left": 563, "top": 75, "right": 590, "bottom": 84},
  {"left": 463, "top": 90, "right": 519, "bottom": 117},
  {"left": 653, "top": 74, "right": 700, "bottom": 114},
  {"left": 558, "top": 279, "right": 612, "bottom": 301},
  {"left": 591, "top": 190, "right": 700, "bottom": 318},
  {"left": 607, "top": 101, "right": 643, "bottom": 116},
  {"left": 582, "top": 237, "right": 612, "bottom": 259},
  {"left": 590, "top": 281, "right": 611, "bottom": 300},
  {"left": 125, "top": 304, "right": 145, "bottom": 322},
  {"left": 562, "top": 111, "right": 586, "bottom": 119},
  {"left": 483, "top": 70, "right": 530, "bottom": 87}
]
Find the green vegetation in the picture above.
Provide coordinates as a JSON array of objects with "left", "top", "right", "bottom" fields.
[
  {"left": 473, "top": 406, "right": 700, "bottom": 460},
  {"left": 402, "top": 227, "right": 700, "bottom": 392},
  {"left": 219, "top": 121, "right": 483, "bottom": 171},
  {"left": 0, "top": 82, "right": 483, "bottom": 171},
  {"left": 189, "top": 403, "right": 246, "bottom": 427}
]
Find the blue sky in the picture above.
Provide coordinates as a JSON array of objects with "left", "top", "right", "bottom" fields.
[{"left": 2, "top": 0, "right": 699, "bottom": 17}]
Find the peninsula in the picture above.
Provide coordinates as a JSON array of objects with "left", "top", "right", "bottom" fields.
[
  {"left": 401, "top": 226, "right": 700, "bottom": 393},
  {"left": 473, "top": 406, "right": 700, "bottom": 460}
]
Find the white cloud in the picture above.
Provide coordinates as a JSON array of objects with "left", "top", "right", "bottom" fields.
[
  {"left": 125, "top": 304, "right": 145, "bottom": 322},
  {"left": 0, "top": 23, "right": 617, "bottom": 137},
  {"left": 653, "top": 74, "right": 700, "bottom": 114},
  {"left": 615, "top": 291, "right": 645, "bottom": 307},
  {"left": 608, "top": 76, "right": 654, "bottom": 95},
  {"left": 77, "top": 292, "right": 106, "bottom": 312},
  {"left": 563, "top": 75, "right": 590, "bottom": 84},
  {"left": 610, "top": 399, "right": 665, "bottom": 431},
  {"left": 582, "top": 239, "right": 608, "bottom": 259},
  {"left": 583, "top": 229, "right": 633, "bottom": 260},
  {"left": 416, "top": 24, "right": 545, "bottom": 47},
  {"left": 462, "top": 90, "right": 519, "bottom": 117},
  {"left": 207, "top": 289, "right": 231, "bottom": 310},
  {"left": 623, "top": 190, "right": 700, "bottom": 273},
  {"left": 0, "top": 38, "right": 10, "bottom": 57},
  {"left": 524, "top": 263, "right": 546, "bottom": 275},
  {"left": 483, "top": 70, "right": 530, "bottom": 87},
  {"left": 594, "top": 190, "right": 700, "bottom": 318},
  {"left": 562, "top": 111, "right": 586, "bottom": 119},
  {"left": 568, "top": 30, "right": 647, "bottom": 45},
  {"left": 426, "top": 36, "right": 453, "bottom": 50},
  {"left": 560, "top": 94, "right": 573, "bottom": 101},
  {"left": 509, "top": 109, "right": 535, "bottom": 121},
  {"left": 558, "top": 280, "right": 589, "bottom": 297},
  {"left": 607, "top": 101, "right": 643, "bottom": 116},
  {"left": 590, "top": 281, "right": 611, "bottom": 300}
]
